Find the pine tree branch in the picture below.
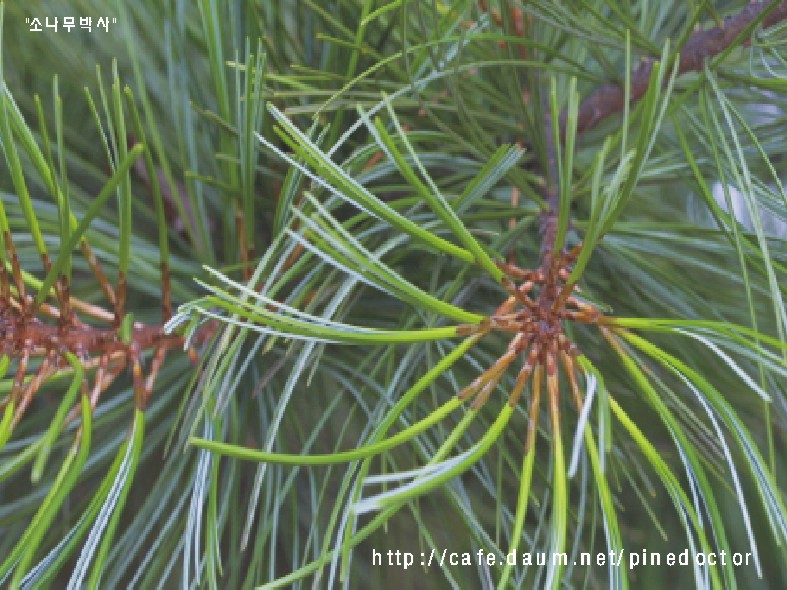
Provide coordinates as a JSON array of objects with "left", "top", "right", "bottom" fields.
[
  {"left": 566, "top": 0, "right": 787, "bottom": 136},
  {"left": 539, "top": 107, "right": 560, "bottom": 270},
  {"left": 539, "top": 0, "right": 787, "bottom": 259}
]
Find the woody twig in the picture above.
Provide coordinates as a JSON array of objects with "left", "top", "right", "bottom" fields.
[{"left": 562, "top": 0, "right": 787, "bottom": 138}]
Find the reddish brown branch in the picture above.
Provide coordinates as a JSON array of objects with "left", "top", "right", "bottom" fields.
[
  {"left": 539, "top": 107, "right": 560, "bottom": 270},
  {"left": 537, "top": 1, "right": 787, "bottom": 263},
  {"left": 0, "top": 232, "right": 215, "bottom": 419},
  {"left": 566, "top": 1, "right": 787, "bottom": 137}
]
